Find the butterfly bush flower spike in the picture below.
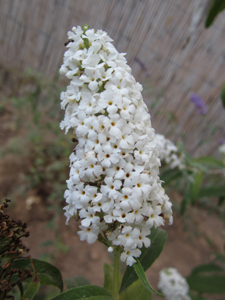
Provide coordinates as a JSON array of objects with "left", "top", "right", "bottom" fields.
[
  {"left": 158, "top": 268, "right": 191, "bottom": 300},
  {"left": 60, "top": 25, "right": 173, "bottom": 266}
]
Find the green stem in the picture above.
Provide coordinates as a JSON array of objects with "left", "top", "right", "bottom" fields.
[{"left": 112, "top": 250, "right": 120, "bottom": 300}]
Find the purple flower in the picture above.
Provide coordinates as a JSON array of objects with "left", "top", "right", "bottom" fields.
[
  {"left": 219, "top": 138, "right": 225, "bottom": 145},
  {"left": 190, "top": 93, "right": 207, "bottom": 115}
]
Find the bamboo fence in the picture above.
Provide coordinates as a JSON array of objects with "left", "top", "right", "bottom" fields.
[{"left": 1, "top": 0, "right": 225, "bottom": 156}]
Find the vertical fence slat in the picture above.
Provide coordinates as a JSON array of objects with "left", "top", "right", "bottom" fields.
[{"left": 1, "top": 0, "right": 225, "bottom": 156}]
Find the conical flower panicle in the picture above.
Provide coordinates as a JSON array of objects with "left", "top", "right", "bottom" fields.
[{"left": 60, "top": 25, "right": 173, "bottom": 266}]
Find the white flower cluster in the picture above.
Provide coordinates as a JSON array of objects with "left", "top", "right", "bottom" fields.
[
  {"left": 158, "top": 268, "right": 191, "bottom": 300},
  {"left": 155, "top": 134, "right": 185, "bottom": 170},
  {"left": 60, "top": 25, "right": 173, "bottom": 266}
]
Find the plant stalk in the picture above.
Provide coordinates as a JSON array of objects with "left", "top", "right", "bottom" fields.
[{"left": 112, "top": 250, "right": 120, "bottom": 300}]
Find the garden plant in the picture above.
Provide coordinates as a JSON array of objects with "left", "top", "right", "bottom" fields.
[{"left": 1, "top": 1, "right": 225, "bottom": 298}]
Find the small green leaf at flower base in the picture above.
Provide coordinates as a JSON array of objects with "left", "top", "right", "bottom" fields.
[
  {"left": 83, "top": 38, "right": 90, "bottom": 49},
  {"left": 10, "top": 258, "right": 63, "bottom": 292},
  {"left": 65, "top": 276, "right": 91, "bottom": 290},
  {"left": 120, "top": 227, "right": 167, "bottom": 293},
  {"left": 51, "top": 285, "right": 113, "bottom": 300},
  {"left": 132, "top": 259, "right": 162, "bottom": 296}
]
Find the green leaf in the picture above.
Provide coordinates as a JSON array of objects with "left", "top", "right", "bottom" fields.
[
  {"left": 187, "top": 263, "right": 225, "bottom": 294},
  {"left": 191, "top": 263, "right": 224, "bottom": 275},
  {"left": 190, "top": 171, "right": 203, "bottom": 204},
  {"left": 22, "top": 280, "right": 40, "bottom": 300},
  {"left": 120, "top": 279, "right": 152, "bottom": 300},
  {"left": 132, "top": 259, "right": 162, "bottom": 296},
  {"left": 198, "top": 185, "right": 225, "bottom": 198},
  {"left": 160, "top": 168, "right": 182, "bottom": 187},
  {"left": 187, "top": 274, "right": 225, "bottom": 294},
  {"left": 120, "top": 227, "right": 167, "bottom": 293},
  {"left": 180, "top": 181, "right": 192, "bottom": 214},
  {"left": 65, "top": 276, "right": 91, "bottom": 290},
  {"left": 17, "top": 281, "right": 24, "bottom": 297},
  {"left": 221, "top": 81, "right": 225, "bottom": 109},
  {"left": 194, "top": 156, "right": 224, "bottom": 169},
  {"left": 205, "top": 0, "right": 225, "bottom": 28},
  {"left": 103, "top": 264, "right": 151, "bottom": 300},
  {"left": 10, "top": 258, "right": 63, "bottom": 292},
  {"left": 51, "top": 285, "right": 113, "bottom": 300}
]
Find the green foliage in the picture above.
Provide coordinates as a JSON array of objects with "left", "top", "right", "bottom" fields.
[
  {"left": 10, "top": 258, "right": 63, "bottom": 292},
  {"left": 1, "top": 70, "right": 72, "bottom": 206},
  {"left": 51, "top": 286, "right": 113, "bottom": 300},
  {"left": 132, "top": 259, "right": 162, "bottom": 296},
  {"left": 190, "top": 171, "right": 203, "bottom": 204},
  {"left": 180, "top": 180, "right": 192, "bottom": 215},
  {"left": 160, "top": 168, "right": 182, "bottom": 187},
  {"left": 191, "top": 263, "right": 224, "bottom": 274},
  {"left": 22, "top": 280, "right": 40, "bottom": 300},
  {"left": 104, "top": 263, "right": 153, "bottom": 300},
  {"left": 187, "top": 262, "right": 225, "bottom": 294},
  {"left": 120, "top": 279, "right": 152, "bottom": 300},
  {"left": 104, "top": 264, "right": 117, "bottom": 296},
  {"left": 103, "top": 229, "right": 167, "bottom": 299},
  {"left": 198, "top": 185, "right": 225, "bottom": 198},
  {"left": 65, "top": 276, "right": 91, "bottom": 289},
  {"left": 205, "top": 0, "right": 225, "bottom": 28},
  {"left": 120, "top": 227, "right": 167, "bottom": 293},
  {"left": 221, "top": 82, "right": 225, "bottom": 109},
  {"left": 159, "top": 143, "right": 225, "bottom": 217},
  {"left": 194, "top": 156, "right": 224, "bottom": 170}
]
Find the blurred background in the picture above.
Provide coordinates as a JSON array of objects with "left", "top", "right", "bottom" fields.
[{"left": 0, "top": 0, "right": 225, "bottom": 298}]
